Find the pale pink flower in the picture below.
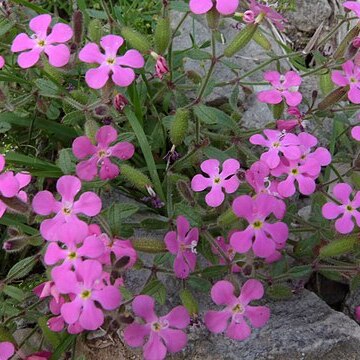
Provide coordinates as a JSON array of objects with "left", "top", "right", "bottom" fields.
[
  {"left": 322, "top": 183, "right": 360, "bottom": 234},
  {"left": 271, "top": 157, "right": 321, "bottom": 197},
  {"left": 97, "top": 233, "right": 137, "bottom": 268},
  {"left": 52, "top": 259, "right": 121, "bottom": 330},
  {"left": 332, "top": 60, "right": 360, "bottom": 104},
  {"left": 11, "top": 14, "right": 73, "bottom": 68},
  {"left": 249, "top": 0, "right": 287, "bottom": 30},
  {"left": 191, "top": 159, "right": 240, "bottom": 207},
  {"left": 0, "top": 342, "right": 15, "bottom": 360},
  {"left": 204, "top": 280, "right": 270, "bottom": 340},
  {"left": 72, "top": 125, "right": 135, "bottom": 181},
  {"left": 189, "top": 0, "right": 239, "bottom": 15},
  {"left": 230, "top": 194, "right": 288, "bottom": 258},
  {"left": 250, "top": 129, "right": 301, "bottom": 169},
  {"left": 344, "top": 1, "right": 360, "bottom": 17},
  {"left": 0, "top": 55, "right": 4, "bottom": 69},
  {"left": 32, "top": 175, "right": 102, "bottom": 241},
  {"left": 0, "top": 171, "right": 31, "bottom": 218},
  {"left": 124, "top": 295, "right": 190, "bottom": 360},
  {"left": 352, "top": 125, "right": 360, "bottom": 141},
  {"left": 79, "top": 35, "right": 144, "bottom": 89},
  {"left": 258, "top": 71, "right": 302, "bottom": 107},
  {"left": 164, "top": 216, "right": 199, "bottom": 279}
]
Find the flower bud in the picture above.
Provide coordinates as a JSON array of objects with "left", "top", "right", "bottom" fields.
[
  {"left": 3, "top": 235, "right": 29, "bottom": 253},
  {"left": 334, "top": 25, "right": 360, "bottom": 60},
  {"left": 224, "top": 23, "right": 258, "bottom": 57},
  {"left": 93, "top": 104, "right": 109, "bottom": 118},
  {"left": 186, "top": 70, "right": 202, "bottom": 84},
  {"left": 243, "top": 10, "right": 255, "bottom": 24},
  {"left": 120, "top": 164, "right": 152, "bottom": 192},
  {"left": 72, "top": 10, "right": 84, "bottom": 45},
  {"left": 121, "top": 27, "right": 151, "bottom": 53},
  {"left": 252, "top": 28, "right": 271, "bottom": 50},
  {"left": 131, "top": 237, "right": 167, "bottom": 253},
  {"left": 353, "top": 36, "right": 360, "bottom": 48},
  {"left": 154, "top": 17, "right": 171, "bottom": 54},
  {"left": 170, "top": 108, "right": 189, "bottom": 146},
  {"left": 317, "top": 86, "right": 349, "bottom": 110},
  {"left": 176, "top": 180, "right": 195, "bottom": 206},
  {"left": 88, "top": 18, "right": 102, "bottom": 43},
  {"left": 154, "top": 54, "right": 169, "bottom": 79},
  {"left": 113, "top": 93, "right": 129, "bottom": 113},
  {"left": 0, "top": 195, "right": 30, "bottom": 214}
]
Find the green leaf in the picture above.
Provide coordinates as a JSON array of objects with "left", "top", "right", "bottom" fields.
[
  {"left": 180, "top": 289, "right": 199, "bottom": 315},
  {"left": 35, "top": 79, "right": 60, "bottom": 97},
  {"left": 57, "top": 149, "right": 76, "bottom": 175},
  {"left": 185, "top": 49, "right": 212, "bottom": 60},
  {"left": 62, "top": 110, "right": 85, "bottom": 126},
  {"left": 193, "top": 105, "right": 237, "bottom": 129},
  {"left": 188, "top": 276, "right": 211, "bottom": 293},
  {"left": 6, "top": 255, "right": 38, "bottom": 281},
  {"left": 319, "top": 235, "right": 357, "bottom": 258},
  {"left": 287, "top": 265, "right": 312, "bottom": 279},
  {"left": 141, "top": 279, "right": 166, "bottom": 305},
  {"left": 170, "top": 1, "right": 189, "bottom": 12},
  {"left": 267, "top": 284, "right": 292, "bottom": 300},
  {"left": 201, "top": 265, "right": 228, "bottom": 279},
  {"left": 2, "top": 285, "right": 25, "bottom": 302},
  {"left": 0, "top": 213, "right": 38, "bottom": 235},
  {"left": 50, "top": 334, "right": 76, "bottom": 360},
  {"left": 105, "top": 203, "right": 139, "bottom": 235},
  {"left": 174, "top": 203, "right": 202, "bottom": 227}
]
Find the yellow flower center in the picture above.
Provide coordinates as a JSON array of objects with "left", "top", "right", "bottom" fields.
[
  {"left": 291, "top": 168, "right": 299, "bottom": 175},
  {"left": 152, "top": 322, "right": 162, "bottom": 332},
  {"left": 81, "top": 290, "right": 92, "bottom": 300},
  {"left": 346, "top": 205, "right": 354, "bottom": 212},
  {"left": 106, "top": 58, "right": 115, "bottom": 65},
  {"left": 253, "top": 220, "right": 263, "bottom": 229},
  {"left": 68, "top": 252, "right": 77, "bottom": 260},
  {"left": 272, "top": 141, "right": 281, "bottom": 148},
  {"left": 37, "top": 39, "right": 46, "bottom": 47},
  {"left": 62, "top": 207, "right": 72, "bottom": 215},
  {"left": 232, "top": 303, "right": 244, "bottom": 314},
  {"left": 214, "top": 177, "right": 221, "bottom": 184}
]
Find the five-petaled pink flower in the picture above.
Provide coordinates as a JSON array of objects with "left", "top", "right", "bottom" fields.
[
  {"left": 230, "top": 194, "right": 288, "bottom": 258},
  {"left": 249, "top": 0, "right": 287, "bottom": 30},
  {"left": 332, "top": 60, "right": 360, "bottom": 104},
  {"left": 0, "top": 342, "right": 15, "bottom": 360},
  {"left": 11, "top": 14, "right": 73, "bottom": 68},
  {"left": 164, "top": 215, "right": 199, "bottom": 279},
  {"left": 257, "top": 71, "right": 302, "bottom": 107},
  {"left": 72, "top": 125, "right": 135, "bottom": 181},
  {"left": 79, "top": 35, "right": 144, "bottom": 89},
  {"left": 250, "top": 129, "right": 301, "bottom": 169},
  {"left": 189, "top": 0, "right": 239, "bottom": 15},
  {"left": 343, "top": 1, "right": 360, "bottom": 18},
  {"left": 191, "top": 159, "right": 240, "bottom": 207},
  {"left": 52, "top": 259, "right": 121, "bottom": 330},
  {"left": 32, "top": 175, "right": 102, "bottom": 241},
  {"left": 124, "top": 295, "right": 190, "bottom": 360},
  {"left": 204, "top": 279, "right": 270, "bottom": 340},
  {"left": 322, "top": 183, "right": 360, "bottom": 234}
]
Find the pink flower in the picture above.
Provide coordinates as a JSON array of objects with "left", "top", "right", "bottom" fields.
[
  {"left": 249, "top": 0, "right": 287, "bottom": 30},
  {"left": 352, "top": 126, "right": 360, "bottom": 141},
  {"left": 26, "top": 352, "right": 52, "bottom": 360},
  {"left": 243, "top": 10, "right": 255, "bottom": 23},
  {"left": 191, "top": 159, "right": 240, "bottom": 207},
  {"left": 322, "top": 183, "right": 360, "bottom": 234},
  {"left": 250, "top": 129, "right": 301, "bottom": 169},
  {"left": 245, "top": 161, "right": 279, "bottom": 196},
  {"left": 79, "top": 35, "right": 144, "bottom": 89},
  {"left": 32, "top": 175, "right": 102, "bottom": 241},
  {"left": 332, "top": 60, "right": 360, "bottom": 104},
  {"left": 97, "top": 233, "right": 137, "bottom": 268},
  {"left": 44, "top": 224, "right": 105, "bottom": 269},
  {"left": 0, "top": 55, "right": 4, "bottom": 69},
  {"left": 189, "top": 0, "right": 239, "bottom": 15},
  {"left": 52, "top": 259, "right": 121, "bottom": 330},
  {"left": 0, "top": 342, "right": 15, "bottom": 360},
  {"left": 204, "top": 279, "right": 270, "bottom": 340},
  {"left": 230, "top": 194, "right": 288, "bottom": 258},
  {"left": 257, "top": 71, "right": 302, "bottom": 107},
  {"left": 297, "top": 132, "right": 331, "bottom": 167},
  {"left": 124, "top": 295, "right": 190, "bottom": 360},
  {"left": 276, "top": 107, "right": 306, "bottom": 131},
  {"left": 11, "top": 14, "right": 73, "bottom": 68},
  {"left": 0, "top": 171, "right": 31, "bottom": 218},
  {"left": 164, "top": 216, "right": 199, "bottom": 279},
  {"left": 344, "top": 1, "right": 360, "bottom": 18},
  {"left": 271, "top": 157, "right": 321, "bottom": 198},
  {"left": 155, "top": 55, "right": 169, "bottom": 79},
  {"left": 72, "top": 125, "right": 135, "bottom": 181}
]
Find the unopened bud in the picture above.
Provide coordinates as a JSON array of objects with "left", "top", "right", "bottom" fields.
[
  {"left": 317, "top": 86, "right": 349, "bottom": 110},
  {"left": 186, "top": 70, "right": 202, "bottom": 84},
  {"left": 113, "top": 93, "right": 129, "bottom": 113},
  {"left": 73, "top": 10, "right": 83, "bottom": 45},
  {"left": 3, "top": 235, "right": 29, "bottom": 253},
  {"left": 120, "top": 164, "right": 152, "bottom": 192},
  {"left": 93, "top": 104, "right": 109, "bottom": 118},
  {"left": 177, "top": 180, "right": 195, "bottom": 206},
  {"left": 131, "top": 237, "right": 167, "bottom": 253},
  {"left": 224, "top": 23, "right": 258, "bottom": 57},
  {"left": 154, "top": 17, "right": 171, "bottom": 54},
  {"left": 243, "top": 10, "right": 255, "bottom": 24},
  {"left": 170, "top": 108, "right": 189, "bottom": 146},
  {"left": 206, "top": 7, "right": 220, "bottom": 30},
  {"left": 0, "top": 195, "right": 30, "bottom": 214}
]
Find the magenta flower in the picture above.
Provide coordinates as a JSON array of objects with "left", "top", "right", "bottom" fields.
[
  {"left": 352, "top": 126, "right": 360, "bottom": 141},
  {"left": 332, "top": 60, "right": 360, "bottom": 104},
  {"left": 32, "top": 175, "right": 102, "bottom": 241},
  {"left": 52, "top": 259, "right": 121, "bottom": 330},
  {"left": 191, "top": 159, "right": 240, "bottom": 207},
  {"left": 322, "top": 183, "right": 360, "bottom": 234},
  {"left": 97, "top": 233, "right": 137, "bottom": 268},
  {"left": 257, "top": 71, "right": 302, "bottom": 107},
  {"left": 0, "top": 342, "right": 15, "bottom": 360},
  {"left": 249, "top": 0, "right": 287, "bottom": 30},
  {"left": 230, "top": 194, "right": 288, "bottom": 258},
  {"left": 72, "top": 125, "right": 135, "bottom": 181},
  {"left": 124, "top": 295, "right": 190, "bottom": 360},
  {"left": 0, "top": 55, "right": 4, "bottom": 69},
  {"left": 297, "top": 132, "right": 331, "bottom": 167},
  {"left": 344, "top": 1, "right": 360, "bottom": 17},
  {"left": 271, "top": 157, "right": 321, "bottom": 198},
  {"left": 204, "top": 280, "right": 270, "bottom": 340},
  {"left": 164, "top": 215, "right": 199, "bottom": 279},
  {"left": 44, "top": 225, "right": 105, "bottom": 269},
  {"left": 276, "top": 107, "right": 306, "bottom": 131},
  {"left": 11, "top": 14, "right": 73, "bottom": 69},
  {"left": 0, "top": 171, "right": 31, "bottom": 218},
  {"left": 79, "top": 35, "right": 144, "bottom": 89},
  {"left": 212, "top": 236, "right": 241, "bottom": 273},
  {"left": 189, "top": 0, "right": 239, "bottom": 15},
  {"left": 250, "top": 129, "right": 301, "bottom": 169}
]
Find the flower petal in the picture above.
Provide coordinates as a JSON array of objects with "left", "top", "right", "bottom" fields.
[
  {"left": 29, "top": 14, "right": 51, "bottom": 37},
  {"left": 215, "top": 0, "right": 239, "bottom": 15},
  {"left": 322, "top": 202, "right": 343, "bottom": 220},
  {"left": 164, "top": 231, "right": 178, "bottom": 254},
  {"left": 160, "top": 329, "right": 187, "bottom": 353},
  {"left": 44, "top": 44, "right": 70, "bottom": 67},
  {"left": 205, "top": 186, "right": 225, "bottom": 207},
  {"left": 225, "top": 318, "right": 252, "bottom": 340},
  {"left": 111, "top": 65, "right": 136, "bottom": 87},
  {"left": 245, "top": 305, "right": 270, "bottom": 328},
  {"left": 257, "top": 89, "right": 283, "bottom": 104},
  {"left": 117, "top": 49, "right": 144, "bottom": 68},
  {"left": 96, "top": 125, "right": 117, "bottom": 147},
  {"left": 239, "top": 279, "right": 264, "bottom": 305},
  {"left": 47, "top": 23, "right": 73, "bottom": 43},
  {"left": 92, "top": 286, "right": 121, "bottom": 310},
  {"left": 32, "top": 190, "right": 58, "bottom": 215},
  {"left": 204, "top": 310, "right": 231, "bottom": 333},
  {"left": 17, "top": 48, "right": 42, "bottom": 68},
  {"left": 79, "top": 43, "right": 105, "bottom": 64},
  {"left": 211, "top": 280, "right": 236, "bottom": 305},
  {"left": 333, "top": 183, "right": 353, "bottom": 204},
  {"left": 162, "top": 306, "right": 190, "bottom": 329},
  {"left": 191, "top": 174, "right": 212, "bottom": 192},
  {"left": 85, "top": 65, "right": 110, "bottom": 89},
  {"left": 57, "top": 175, "right": 81, "bottom": 202},
  {"left": 11, "top": 33, "right": 34, "bottom": 52},
  {"left": 230, "top": 228, "right": 253, "bottom": 254},
  {"left": 100, "top": 35, "right": 124, "bottom": 55},
  {"left": 143, "top": 334, "right": 167, "bottom": 360},
  {"left": 124, "top": 323, "right": 150, "bottom": 347},
  {"left": 72, "top": 136, "right": 96, "bottom": 159},
  {"left": 79, "top": 300, "right": 104, "bottom": 330},
  {"left": 77, "top": 259, "right": 102, "bottom": 287},
  {"left": 189, "top": 0, "right": 213, "bottom": 14},
  {"left": 110, "top": 142, "right": 135, "bottom": 160},
  {"left": 335, "top": 213, "right": 355, "bottom": 234}
]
